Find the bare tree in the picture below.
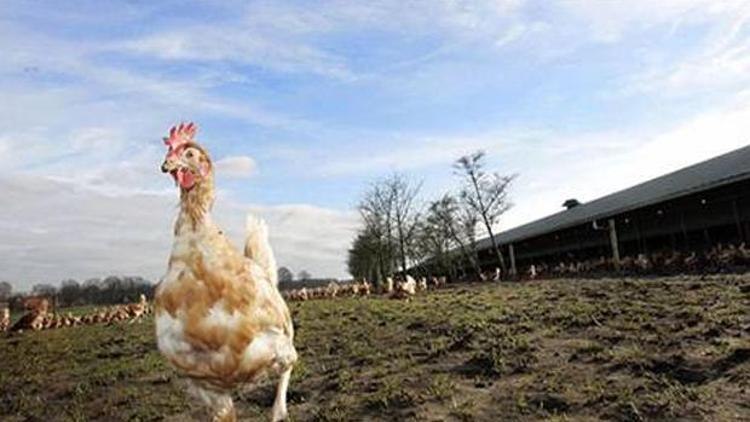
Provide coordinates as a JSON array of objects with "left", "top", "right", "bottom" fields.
[
  {"left": 32, "top": 283, "right": 57, "bottom": 297},
  {"left": 414, "top": 200, "right": 455, "bottom": 278},
  {"left": 454, "top": 151, "right": 516, "bottom": 274},
  {"left": 277, "top": 267, "right": 294, "bottom": 283},
  {"left": 59, "top": 279, "right": 81, "bottom": 307},
  {"left": 348, "top": 228, "right": 384, "bottom": 282},
  {"left": 359, "top": 181, "right": 397, "bottom": 282},
  {"left": 427, "top": 194, "right": 483, "bottom": 278},
  {"left": 386, "top": 174, "right": 423, "bottom": 274},
  {"left": 358, "top": 173, "right": 422, "bottom": 277},
  {"left": 297, "top": 270, "right": 312, "bottom": 281}
]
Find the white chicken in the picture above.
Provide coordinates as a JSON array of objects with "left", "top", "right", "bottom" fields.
[{"left": 154, "top": 123, "right": 297, "bottom": 422}]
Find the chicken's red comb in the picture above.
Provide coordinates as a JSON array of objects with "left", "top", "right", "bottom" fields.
[{"left": 164, "top": 122, "right": 197, "bottom": 151}]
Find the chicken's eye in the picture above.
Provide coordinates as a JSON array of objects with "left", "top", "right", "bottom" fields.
[{"left": 185, "top": 150, "right": 194, "bottom": 159}]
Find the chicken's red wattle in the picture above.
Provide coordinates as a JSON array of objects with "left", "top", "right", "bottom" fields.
[{"left": 174, "top": 168, "right": 195, "bottom": 189}]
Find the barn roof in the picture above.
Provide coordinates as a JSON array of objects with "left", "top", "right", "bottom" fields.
[{"left": 479, "top": 144, "right": 750, "bottom": 248}]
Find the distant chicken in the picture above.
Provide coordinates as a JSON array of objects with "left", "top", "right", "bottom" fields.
[
  {"left": 391, "top": 276, "right": 417, "bottom": 299},
  {"left": 326, "top": 281, "right": 340, "bottom": 298},
  {"left": 10, "top": 298, "right": 49, "bottom": 332},
  {"left": 0, "top": 308, "right": 9, "bottom": 332},
  {"left": 125, "top": 294, "right": 148, "bottom": 323},
  {"left": 154, "top": 123, "right": 297, "bottom": 422},
  {"left": 360, "top": 280, "right": 372, "bottom": 296},
  {"left": 417, "top": 277, "right": 428, "bottom": 292},
  {"left": 383, "top": 277, "right": 394, "bottom": 295},
  {"left": 298, "top": 287, "right": 310, "bottom": 301}
]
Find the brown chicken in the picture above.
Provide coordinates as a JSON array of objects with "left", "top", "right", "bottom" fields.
[{"left": 154, "top": 123, "right": 297, "bottom": 421}]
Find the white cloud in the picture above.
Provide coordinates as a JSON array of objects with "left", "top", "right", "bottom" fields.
[
  {"left": 498, "top": 99, "right": 750, "bottom": 232},
  {"left": 115, "top": 0, "right": 530, "bottom": 81},
  {"left": 119, "top": 27, "right": 354, "bottom": 81},
  {"left": 601, "top": 2, "right": 750, "bottom": 97},
  {"left": 0, "top": 174, "right": 358, "bottom": 291},
  {"left": 628, "top": 33, "right": 750, "bottom": 97},
  {"left": 232, "top": 202, "right": 358, "bottom": 280},
  {"left": 560, "top": 0, "right": 748, "bottom": 43},
  {"left": 0, "top": 19, "right": 306, "bottom": 131},
  {"left": 300, "top": 127, "right": 627, "bottom": 178},
  {"left": 69, "top": 127, "right": 124, "bottom": 151},
  {"left": 311, "top": 133, "right": 511, "bottom": 176},
  {"left": 0, "top": 174, "right": 174, "bottom": 289},
  {"left": 215, "top": 155, "right": 257, "bottom": 178}
]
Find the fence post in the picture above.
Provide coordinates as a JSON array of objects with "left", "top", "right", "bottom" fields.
[
  {"left": 608, "top": 218, "right": 621, "bottom": 271},
  {"left": 509, "top": 243, "right": 517, "bottom": 277}
]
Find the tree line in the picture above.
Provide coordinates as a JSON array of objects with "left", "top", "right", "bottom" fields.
[
  {"left": 0, "top": 276, "right": 154, "bottom": 311},
  {"left": 347, "top": 150, "right": 516, "bottom": 286},
  {"left": 0, "top": 267, "right": 316, "bottom": 311},
  {"left": 277, "top": 267, "right": 313, "bottom": 283}
]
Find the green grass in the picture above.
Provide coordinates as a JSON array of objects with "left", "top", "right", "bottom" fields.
[{"left": 2, "top": 275, "right": 750, "bottom": 421}]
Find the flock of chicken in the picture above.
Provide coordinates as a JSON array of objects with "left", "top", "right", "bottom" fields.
[
  {"left": 281, "top": 244, "right": 750, "bottom": 304},
  {"left": 520, "top": 243, "right": 750, "bottom": 279},
  {"left": 4, "top": 245, "right": 746, "bottom": 334},
  {"left": 0, "top": 274, "right": 452, "bottom": 333},
  {"left": 0, "top": 275, "right": 447, "bottom": 334},
  {"left": 282, "top": 275, "right": 448, "bottom": 302},
  {"left": 1, "top": 294, "right": 150, "bottom": 334}
]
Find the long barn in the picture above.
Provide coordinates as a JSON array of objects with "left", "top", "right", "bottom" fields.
[{"left": 473, "top": 144, "right": 750, "bottom": 275}]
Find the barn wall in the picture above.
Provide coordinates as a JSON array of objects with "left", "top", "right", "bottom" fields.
[{"left": 477, "top": 178, "right": 750, "bottom": 271}]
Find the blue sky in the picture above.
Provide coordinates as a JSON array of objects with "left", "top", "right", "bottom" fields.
[{"left": 2, "top": 0, "right": 750, "bottom": 289}]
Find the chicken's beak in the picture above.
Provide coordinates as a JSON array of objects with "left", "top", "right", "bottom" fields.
[{"left": 161, "top": 160, "right": 177, "bottom": 173}]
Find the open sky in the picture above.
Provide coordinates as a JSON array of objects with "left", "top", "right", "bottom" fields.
[{"left": 2, "top": 0, "right": 750, "bottom": 290}]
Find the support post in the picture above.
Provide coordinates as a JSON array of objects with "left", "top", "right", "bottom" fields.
[
  {"left": 608, "top": 218, "right": 621, "bottom": 271},
  {"left": 509, "top": 243, "right": 517, "bottom": 277},
  {"left": 733, "top": 199, "right": 744, "bottom": 243},
  {"left": 680, "top": 211, "right": 689, "bottom": 251}
]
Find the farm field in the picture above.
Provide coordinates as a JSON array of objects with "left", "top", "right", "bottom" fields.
[{"left": 2, "top": 275, "right": 750, "bottom": 421}]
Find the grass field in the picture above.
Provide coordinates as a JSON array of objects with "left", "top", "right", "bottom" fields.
[{"left": 2, "top": 275, "right": 750, "bottom": 421}]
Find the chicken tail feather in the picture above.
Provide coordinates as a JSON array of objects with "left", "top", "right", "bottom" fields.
[{"left": 245, "top": 214, "right": 278, "bottom": 285}]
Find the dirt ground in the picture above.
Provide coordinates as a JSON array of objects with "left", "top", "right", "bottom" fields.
[{"left": 2, "top": 275, "right": 750, "bottom": 421}]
